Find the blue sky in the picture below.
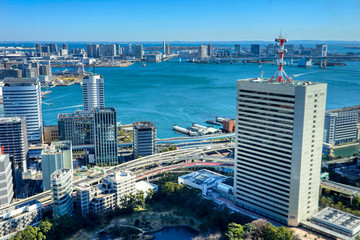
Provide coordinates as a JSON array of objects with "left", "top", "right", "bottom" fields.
[{"left": 1, "top": 0, "right": 359, "bottom": 41}]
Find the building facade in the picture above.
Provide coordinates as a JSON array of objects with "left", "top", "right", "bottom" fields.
[
  {"left": 41, "top": 141, "right": 73, "bottom": 191},
  {"left": 198, "top": 44, "right": 208, "bottom": 59},
  {"left": 2, "top": 78, "right": 43, "bottom": 143},
  {"left": 0, "top": 117, "right": 28, "bottom": 172},
  {"left": 0, "top": 200, "right": 42, "bottom": 239},
  {"left": 58, "top": 111, "right": 94, "bottom": 146},
  {"left": 104, "top": 171, "right": 135, "bottom": 206},
  {"left": 86, "top": 44, "right": 100, "bottom": 58},
  {"left": 0, "top": 154, "right": 14, "bottom": 207},
  {"left": 133, "top": 121, "right": 157, "bottom": 158},
  {"left": 51, "top": 169, "right": 73, "bottom": 218},
  {"left": 82, "top": 74, "right": 105, "bottom": 111},
  {"left": 93, "top": 107, "right": 118, "bottom": 165},
  {"left": 323, "top": 106, "right": 359, "bottom": 145},
  {"left": 100, "top": 44, "right": 116, "bottom": 57},
  {"left": 132, "top": 44, "right": 144, "bottom": 59},
  {"left": 234, "top": 78, "right": 327, "bottom": 226}
]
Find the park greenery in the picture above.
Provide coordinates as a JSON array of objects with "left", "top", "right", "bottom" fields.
[
  {"left": 161, "top": 145, "right": 177, "bottom": 152},
  {"left": 320, "top": 188, "right": 360, "bottom": 217},
  {"left": 12, "top": 172, "right": 297, "bottom": 240}
]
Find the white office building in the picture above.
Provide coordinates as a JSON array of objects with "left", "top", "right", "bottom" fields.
[
  {"left": 104, "top": 171, "right": 135, "bottom": 206},
  {"left": 82, "top": 74, "right": 105, "bottom": 111},
  {"left": 2, "top": 78, "right": 43, "bottom": 143},
  {"left": 234, "top": 78, "right": 327, "bottom": 226},
  {"left": 198, "top": 44, "right": 208, "bottom": 59},
  {"left": 41, "top": 141, "right": 73, "bottom": 191},
  {"left": 51, "top": 169, "right": 73, "bottom": 218},
  {"left": 0, "top": 154, "right": 13, "bottom": 207}
]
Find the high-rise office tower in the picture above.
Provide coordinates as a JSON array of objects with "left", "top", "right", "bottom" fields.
[
  {"left": 82, "top": 74, "right": 105, "bottom": 111},
  {"left": 133, "top": 44, "right": 144, "bottom": 59},
  {"left": 41, "top": 141, "right": 73, "bottom": 191},
  {"left": 0, "top": 153, "right": 14, "bottom": 207},
  {"left": 35, "top": 43, "right": 41, "bottom": 57},
  {"left": 267, "top": 44, "right": 276, "bottom": 56},
  {"left": 207, "top": 44, "right": 213, "bottom": 56},
  {"left": 163, "top": 41, "right": 166, "bottom": 55},
  {"left": 51, "top": 169, "right": 73, "bottom": 218},
  {"left": 166, "top": 44, "right": 171, "bottom": 55},
  {"left": 93, "top": 107, "right": 118, "bottom": 165},
  {"left": 234, "top": 44, "right": 241, "bottom": 56},
  {"left": 58, "top": 111, "right": 94, "bottom": 146},
  {"left": 250, "top": 44, "right": 260, "bottom": 55},
  {"left": 123, "top": 45, "right": 132, "bottom": 56},
  {"left": 234, "top": 36, "right": 327, "bottom": 226},
  {"left": 2, "top": 78, "right": 43, "bottom": 144},
  {"left": 198, "top": 44, "right": 208, "bottom": 59},
  {"left": 0, "top": 117, "right": 28, "bottom": 172},
  {"left": 133, "top": 121, "right": 157, "bottom": 158},
  {"left": 62, "top": 43, "right": 68, "bottom": 50},
  {"left": 116, "top": 44, "right": 121, "bottom": 55},
  {"left": 86, "top": 44, "right": 100, "bottom": 58}
]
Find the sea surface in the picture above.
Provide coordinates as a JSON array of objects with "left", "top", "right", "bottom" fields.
[{"left": 1, "top": 59, "right": 360, "bottom": 138}]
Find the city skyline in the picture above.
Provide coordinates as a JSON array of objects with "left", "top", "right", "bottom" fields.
[{"left": 2, "top": 0, "right": 360, "bottom": 42}]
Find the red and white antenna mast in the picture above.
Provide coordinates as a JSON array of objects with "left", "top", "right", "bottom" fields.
[{"left": 270, "top": 35, "right": 291, "bottom": 83}]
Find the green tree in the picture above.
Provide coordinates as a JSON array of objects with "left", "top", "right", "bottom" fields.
[
  {"left": 225, "top": 222, "right": 244, "bottom": 240},
  {"left": 263, "top": 224, "right": 294, "bottom": 240},
  {"left": 39, "top": 220, "right": 52, "bottom": 235}
]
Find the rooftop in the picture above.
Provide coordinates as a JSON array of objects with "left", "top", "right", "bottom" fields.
[
  {"left": 51, "top": 169, "right": 71, "bottom": 181},
  {"left": 134, "top": 121, "right": 156, "bottom": 130},
  {"left": 312, "top": 207, "right": 360, "bottom": 235},
  {"left": 41, "top": 141, "right": 71, "bottom": 155},
  {"left": 237, "top": 77, "right": 325, "bottom": 86},
  {"left": 179, "top": 169, "right": 227, "bottom": 187},
  {"left": 0, "top": 116, "right": 24, "bottom": 124},
  {"left": 326, "top": 105, "right": 360, "bottom": 113},
  {"left": 3, "top": 77, "right": 39, "bottom": 85}
]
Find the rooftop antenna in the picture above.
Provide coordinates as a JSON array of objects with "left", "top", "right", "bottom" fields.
[{"left": 269, "top": 34, "right": 291, "bottom": 83}]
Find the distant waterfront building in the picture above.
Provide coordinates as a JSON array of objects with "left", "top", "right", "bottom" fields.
[
  {"left": 198, "top": 44, "right": 208, "bottom": 59},
  {"left": 86, "top": 44, "right": 100, "bottom": 58},
  {"left": 234, "top": 44, "right": 241, "bottom": 56},
  {"left": 315, "top": 44, "right": 327, "bottom": 56},
  {"left": 323, "top": 105, "right": 359, "bottom": 145},
  {"left": 267, "top": 44, "right": 276, "bottom": 56},
  {"left": 35, "top": 43, "right": 41, "bottom": 57},
  {"left": 104, "top": 171, "right": 135, "bottom": 206},
  {"left": 234, "top": 77, "right": 327, "bottom": 226},
  {"left": 2, "top": 78, "right": 43, "bottom": 144},
  {"left": 207, "top": 44, "right": 213, "bottom": 56},
  {"left": 62, "top": 43, "right": 68, "bottom": 50},
  {"left": 25, "top": 68, "right": 38, "bottom": 78},
  {"left": 0, "top": 69, "right": 22, "bottom": 80},
  {"left": 163, "top": 41, "right": 166, "bottom": 55},
  {"left": 116, "top": 43, "right": 121, "bottom": 55},
  {"left": 0, "top": 153, "right": 14, "bottom": 207},
  {"left": 40, "top": 46, "right": 50, "bottom": 57},
  {"left": 0, "top": 200, "right": 42, "bottom": 239},
  {"left": 41, "top": 141, "right": 73, "bottom": 191},
  {"left": 133, "top": 44, "right": 144, "bottom": 59},
  {"left": 51, "top": 169, "right": 73, "bottom": 218},
  {"left": 100, "top": 44, "right": 116, "bottom": 57},
  {"left": 123, "top": 45, "right": 132, "bottom": 56},
  {"left": 223, "top": 119, "right": 235, "bottom": 133},
  {"left": 82, "top": 74, "right": 105, "bottom": 111},
  {"left": 285, "top": 44, "right": 294, "bottom": 56},
  {"left": 39, "top": 64, "right": 51, "bottom": 76},
  {"left": 166, "top": 44, "right": 171, "bottom": 55},
  {"left": 93, "top": 107, "right": 118, "bottom": 165},
  {"left": 146, "top": 54, "right": 162, "bottom": 62},
  {"left": 46, "top": 43, "right": 58, "bottom": 53},
  {"left": 133, "top": 121, "right": 157, "bottom": 158},
  {"left": 250, "top": 44, "right": 260, "bottom": 55},
  {"left": 58, "top": 111, "right": 94, "bottom": 146}
]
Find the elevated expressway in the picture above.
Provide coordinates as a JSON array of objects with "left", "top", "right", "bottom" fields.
[{"left": 0, "top": 143, "right": 234, "bottom": 212}]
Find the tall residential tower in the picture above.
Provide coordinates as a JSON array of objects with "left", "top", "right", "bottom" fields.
[{"left": 82, "top": 74, "right": 105, "bottom": 111}]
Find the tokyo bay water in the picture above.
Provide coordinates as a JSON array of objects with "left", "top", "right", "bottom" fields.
[{"left": 37, "top": 60, "right": 360, "bottom": 138}]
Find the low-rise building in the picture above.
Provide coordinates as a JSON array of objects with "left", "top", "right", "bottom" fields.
[
  {"left": 0, "top": 200, "right": 42, "bottom": 239},
  {"left": 135, "top": 181, "right": 158, "bottom": 198},
  {"left": 310, "top": 207, "right": 360, "bottom": 238},
  {"left": 222, "top": 119, "right": 235, "bottom": 133},
  {"left": 178, "top": 169, "right": 229, "bottom": 196}
]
